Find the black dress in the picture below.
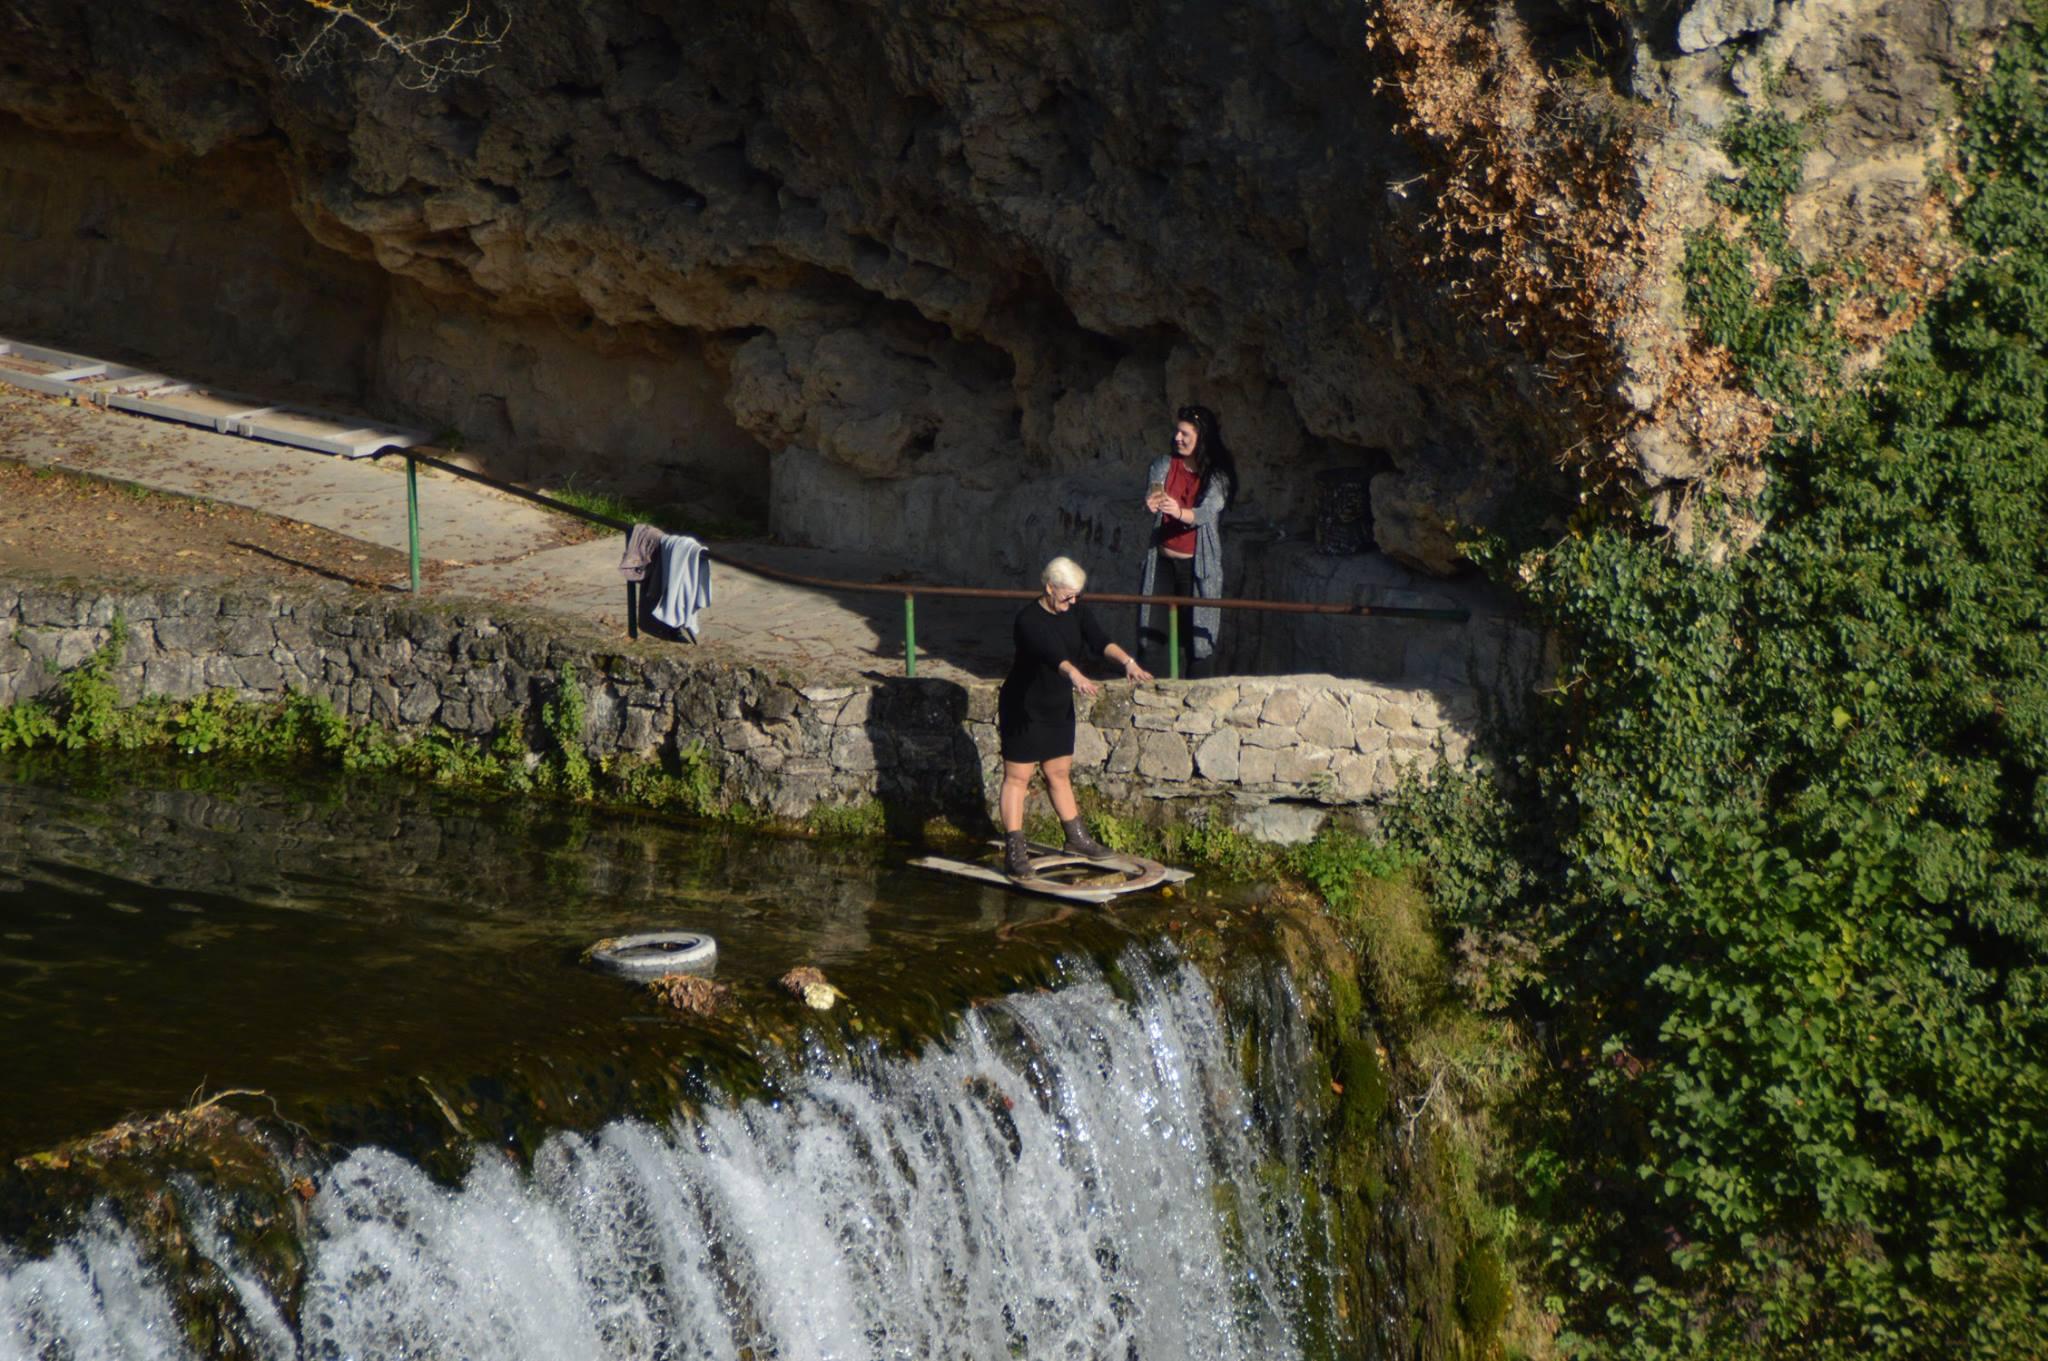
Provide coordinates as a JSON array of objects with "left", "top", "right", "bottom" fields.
[{"left": 998, "top": 600, "right": 1109, "bottom": 762}]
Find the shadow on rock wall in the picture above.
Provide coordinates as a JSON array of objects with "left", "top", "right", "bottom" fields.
[{"left": 859, "top": 675, "right": 996, "bottom": 840}]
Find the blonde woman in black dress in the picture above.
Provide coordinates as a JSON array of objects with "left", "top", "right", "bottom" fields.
[{"left": 997, "top": 556, "right": 1151, "bottom": 878}]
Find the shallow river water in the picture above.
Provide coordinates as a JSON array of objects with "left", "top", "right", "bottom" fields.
[{"left": 0, "top": 754, "right": 1131, "bottom": 1157}]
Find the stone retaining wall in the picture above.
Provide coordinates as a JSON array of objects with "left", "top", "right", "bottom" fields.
[{"left": 1, "top": 580, "right": 1494, "bottom": 839}]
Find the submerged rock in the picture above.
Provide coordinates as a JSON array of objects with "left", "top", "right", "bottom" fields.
[
  {"left": 647, "top": 971, "right": 731, "bottom": 1017},
  {"left": 778, "top": 965, "right": 846, "bottom": 1010}
]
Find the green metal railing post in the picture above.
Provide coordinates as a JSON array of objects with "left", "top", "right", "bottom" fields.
[
  {"left": 405, "top": 455, "right": 421, "bottom": 594},
  {"left": 1167, "top": 603, "right": 1180, "bottom": 680},
  {"left": 904, "top": 593, "right": 917, "bottom": 677}
]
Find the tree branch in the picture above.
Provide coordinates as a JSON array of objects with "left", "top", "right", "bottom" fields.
[{"left": 238, "top": 0, "right": 508, "bottom": 90}]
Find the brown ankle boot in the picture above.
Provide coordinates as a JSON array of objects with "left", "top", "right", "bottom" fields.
[
  {"left": 1061, "top": 817, "right": 1110, "bottom": 859},
  {"left": 1003, "top": 830, "right": 1034, "bottom": 878}
]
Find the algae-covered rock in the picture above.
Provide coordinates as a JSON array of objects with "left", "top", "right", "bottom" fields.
[
  {"left": 5, "top": 1096, "right": 310, "bottom": 1358},
  {"left": 1456, "top": 1237, "right": 1510, "bottom": 1344},
  {"left": 1336, "top": 1037, "right": 1391, "bottom": 1135}
]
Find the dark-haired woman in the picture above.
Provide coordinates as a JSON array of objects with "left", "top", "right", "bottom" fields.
[{"left": 1138, "top": 404, "right": 1237, "bottom": 679}]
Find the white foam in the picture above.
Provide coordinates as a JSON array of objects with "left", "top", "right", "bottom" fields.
[
  {"left": 5, "top": 952, "right": 1327, "bottom": 1360},
  {"left": 0, "top": 1209, "right": 190, "bottom": 1361}
]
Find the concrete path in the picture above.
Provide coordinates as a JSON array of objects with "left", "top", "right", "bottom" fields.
[
  {"left": 0, "top": 380, "right": 1513, "bottom": 689},
  {"left": 0, "top": 386, "right": 1020, "bottom": 682}
]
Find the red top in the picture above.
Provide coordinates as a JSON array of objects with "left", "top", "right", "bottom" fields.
[{"left": 1157, "top": 456, "right": 1201, "bottom": 555}]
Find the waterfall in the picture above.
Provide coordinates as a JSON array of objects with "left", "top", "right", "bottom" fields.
[
  {"left": 3, "top": 949, "right": 1334, "bottom": 1359},
  {"left": 1, "top": 1212, "right": 188, "bottom": 1360}
]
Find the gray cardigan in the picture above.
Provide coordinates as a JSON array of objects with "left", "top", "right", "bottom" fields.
[{"left": 1136, "top": 452, "right": 1229, "bottom": 660}]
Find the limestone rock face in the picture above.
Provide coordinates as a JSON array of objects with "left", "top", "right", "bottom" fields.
[
  {"left": 0, "top": 0, "right": 2016, "bottom": 583},
  {"left": 1366, "top": 0, "right": 2013, "bottom": 559},
  {"left": 1678, "top": 0, "right": 1781, "bottom": 54}
]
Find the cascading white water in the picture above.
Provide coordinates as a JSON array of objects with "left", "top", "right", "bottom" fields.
[
  {"left": 3, "top": 949, "right": 1331, "bottom": 1360},
  {"left": 0, "top": 1212, "right": 187, "bottom": 1360}
]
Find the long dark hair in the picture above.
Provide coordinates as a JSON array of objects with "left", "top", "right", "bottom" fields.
[{"left": 1175, "top": 404, "right": 1239, "bottom": 509}]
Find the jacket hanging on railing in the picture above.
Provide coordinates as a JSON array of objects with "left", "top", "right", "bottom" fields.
[
  {"left": 617, "top": 523, "right": 665, "bottom": 581},
  {"left": 651, "top": 533, "right": 712, "bottom": 641}
]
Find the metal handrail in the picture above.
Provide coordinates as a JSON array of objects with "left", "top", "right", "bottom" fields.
[{"left": 387, "top": 449, "right": 1470, "bottom": 679}]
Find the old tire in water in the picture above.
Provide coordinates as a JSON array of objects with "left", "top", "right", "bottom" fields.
[{"left": 586, "top": 931, "right": 718, "bottom": 976}]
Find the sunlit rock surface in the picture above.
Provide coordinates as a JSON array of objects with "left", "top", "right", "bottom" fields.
[{"left": 0, "top": 0, "right": 2015, "bottom": 579}]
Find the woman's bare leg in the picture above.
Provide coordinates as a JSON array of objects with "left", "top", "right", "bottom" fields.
[
  {"left": 1042, "top": 755, "right": 1081, "bottom": 822},
  {"left": 1000, "top": 760, "right": 1037, "bottom": 832}
]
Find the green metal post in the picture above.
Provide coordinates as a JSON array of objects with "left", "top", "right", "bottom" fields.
[
  {"left": 904, "top": 592, "right": 917, "bottom": 677},
  {"left": 406, "top": 455, "right": 421, "bottom": 594},
  {"left": 1167, "top": 601, "right": 1180, "bottom": 679}
]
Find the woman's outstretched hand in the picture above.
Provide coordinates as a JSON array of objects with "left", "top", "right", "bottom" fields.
[
  {"left": 1123, "top": 657, "right": 1153, "bottom": 682},
  {"left": 1067, "top": 667, "right": 1100, "bottom": 697}
]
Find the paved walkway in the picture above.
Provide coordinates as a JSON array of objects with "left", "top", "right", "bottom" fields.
[
  {"left": 0, "top": 387, "right": 1019, "bottom": 682},
  {"left": 0, "top": 381, "right": 1511, "bottom": 688}
]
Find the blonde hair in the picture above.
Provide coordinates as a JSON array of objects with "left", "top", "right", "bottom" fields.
[{"left": 1041, "top": 556, "right": 1087, "bottom": 591}]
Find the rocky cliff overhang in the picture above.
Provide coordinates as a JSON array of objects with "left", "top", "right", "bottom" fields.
[{"left": 0, "top": 0, "right": 2013, "bottom": 578}]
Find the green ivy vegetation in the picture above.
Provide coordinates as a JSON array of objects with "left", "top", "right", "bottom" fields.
[
  {"left": 1399, "top": 18, "right": 2048, "bottom": 1356},
  {"left": 1077, "top": 796, "right": 1284, "bottom": 879},
  {"left": 608, "top": 741, "right": 725, "bottom": 819},
  {"left": 1275, "top": 819, "right": 1538, "bottom": 1356},
  {"left": 0, "top": 640, "right": 731, "bottom": 819},
  {"left": 537, "top": 661, "right": 595, "bottom": 799}
]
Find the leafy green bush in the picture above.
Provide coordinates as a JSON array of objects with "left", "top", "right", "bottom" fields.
[
  {"left": 1286, "top": 824, "right": 1419, "bottom": 903},
  {"left": 0, "top": 620, "right": 129, "bottom": 750},
  {"left": 1287, "top": 828, "right": 1444, "bottom": 1021},
  {"left": 271, "top": 690, "right": 355, "bottom": 760},
  {"left": 52, "top": 618, "right": 127, "bottom": 749},
  {"left": 610, "top": 741, "right": 722, "bottom": 816},
  {"left": 1708, "top": 108, "right": 1808, "bottom": 240},
  {"left": 537, "top": 663, "right": 593, "bottom": 799},
  {"left": 674, "top": 740, "right": 720, "bottom": 814},
  {"left": 0, "top": 695, "right": 56, "bottom": 751},
  {"left": 1418, "top": 18, "right": 2048, "bottom": 1355},
  {"left": 167, "top": 690, "right": 242, "bottom": 755}
]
